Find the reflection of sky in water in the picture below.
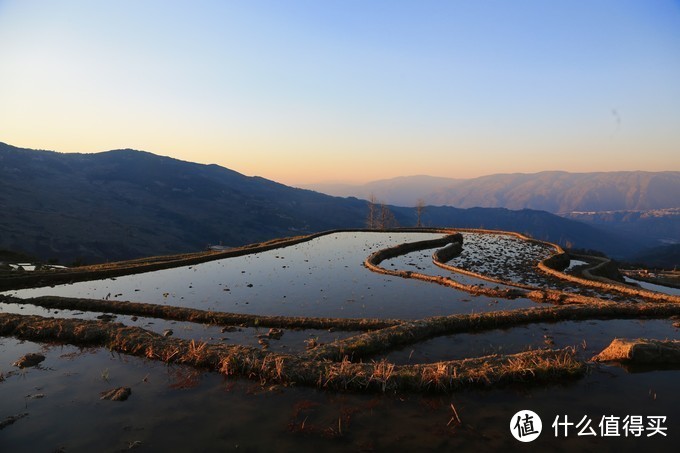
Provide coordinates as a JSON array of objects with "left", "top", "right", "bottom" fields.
[
  {"left": 624, "top": 277, "right": 680, "bottom": 296},
  {"left": 2, "top": 232, "right": 539, "bottom": 319},
  {"left": 380, "top": 319, "right": 680, "bottom": 365},
  {"left": 2, "top": 335, "right": 679, "bottom": 451},
  {"left": 2, "top": 234, "right": 680, "bottom": 451},
  {"left": 0, "top": 301, "right": 356, "bottom": 354},
  {"left": 565, "top": 259, "right": 588, "bottom": 271}
]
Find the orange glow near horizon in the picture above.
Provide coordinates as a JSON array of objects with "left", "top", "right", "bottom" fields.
[
  {"left": 2, "top": 130, "right": 677, "bottom": 186},
  {"left": 1, "top": 1, "right": 679, "bottom": 185}
]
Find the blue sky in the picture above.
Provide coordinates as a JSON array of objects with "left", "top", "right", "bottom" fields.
[{"left": 1, "top": 0, "right": 678, "bottom": 184}]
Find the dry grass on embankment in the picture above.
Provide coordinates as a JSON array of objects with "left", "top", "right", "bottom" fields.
[
  {"left": 0, "top": 233, "right": 327, "bottom": 291},
  {"left": 2, "top": 228, "right": 678, "bottom": 393},
  {"left": 364, "top": 231, "right": 597, "bottom": 304},
  {"left": 592, "top": 338, "right": 680, "bottom": 364},
  {"left": 4, "top": 295, "right": 680, "bottom": 390},
  {"left": 306, "top": 302, "right": 680, "bottom": 361},
  {"left": 0, "top": 295, "right": 398, "bottom": 331},
  {"left": 362, "top": 228, "right": 680, "bottom": 305},
  {"left": 0, "top": 313, "right": 584, "bottom": 392},
  {"left": 539, "top": 254, "right": 680, "bottom": 304},
  {"left": 6, "top": 294, "right": 680, "bottom": 362}
]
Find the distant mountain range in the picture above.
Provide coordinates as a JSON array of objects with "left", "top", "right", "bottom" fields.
[
  {"left": 0, "top": 142, "right": 667, "bottom": 265},
  {"left": 303, "top": 172, "right": 680, "bottom": 212},
  {"left": 304, "top": 171, "right": 680, "bottom": 263},
  {"left": 562, "top": 209, "right": 679, "bottom": 246}
]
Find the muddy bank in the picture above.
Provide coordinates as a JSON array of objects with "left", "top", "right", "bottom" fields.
[
  {"left": 365, "top": 234, "right": 463, "bottom": 263},
  {"left": 364, "top": 235, "right": 532, "bottom": 300},
  {"left": 0, "top": 413, "right": 28, "bottom": 430},
  {"left": 0, "top": 233, "right": 329, "bottom": 291},
  {"left": 0, "top": 228, "right": 457, "bottom": 292},
  {"left": 0, "top": 313, "right": 585, "bottom": 392},
  {"left": 539, "top": 254, "right": 680, "bottom": 303},
  {"left": 365, "top": 232, "right": 601, "bottom": 304},
  {"left": 7, "top": 295, "right": 680, "bottom": 363},
  {"left": 307, "top": 302, "right": 680, "bottom": 361},
  {"left": 0, "top": 295, "right": 398, "bottom": 331},
  {"left": 592, "top": 338, "right": 680, "bottom": 364},
  {"left": 431, "top": 241, "right": 463, "bottom": 263}
]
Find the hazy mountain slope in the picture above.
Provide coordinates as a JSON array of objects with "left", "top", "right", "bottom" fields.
[
  {"left": 562, "top": 209, "right": 680, "bottom": 245},
  {"left": 1, "top": 142, "right": 646, "bottom": 263},
  {"left": 306, "top": 171, "right": 680, "bottom": 213},
  {"left": 428, "top": 171, "right": 680, "bottom": 212},
  {"left": 301, "top": 175, "right": 460, "bottom": 207}
]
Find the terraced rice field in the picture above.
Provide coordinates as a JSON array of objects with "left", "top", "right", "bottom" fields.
[{"left": 1, "top": 229, "right": 679, "bottom": 451}]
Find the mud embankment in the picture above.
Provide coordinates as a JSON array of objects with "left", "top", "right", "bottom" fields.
[
  {"left": 364, "top": 233, "right": 529, "bottom": 300},
  {"left": 593, "top": 338, "right": 680, "bottom": 364},
  {"left": 0, "top": 233, "right": 332, "bottom": 291},
  {"left": 307, "top": 302, "right": 680, "bottom": 361},
  {"left": 0, "top": 295, "right": 397, "bottom": 331},
  {"left": 0, "top": 313, "right": 584, "bottom": 392},
  {"left": 539, "top": 254, "right": 680, "bottom": 304},
  {"left": 367, "top": 230, "right": 605, "bottom": 305}
]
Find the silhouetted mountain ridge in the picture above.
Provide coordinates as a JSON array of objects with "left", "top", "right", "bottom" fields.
[{"left": 0, "top": 142, "right": 649, "bottom": 264}]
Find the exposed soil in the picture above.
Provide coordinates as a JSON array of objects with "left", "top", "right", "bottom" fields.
[
  {"left": 13, "top": 352, "right": 45, "bottom": 368},
  {"left": 100, "top": 387, "right": 132, "bottom": 401},
  {"left": 0, "top": 295, "right": 398, "bottom": 331},
  {"left": 0, "top": 413, "right": 28, "bottom": 430},
  {"left": 592, "top": 338, "right": 680, "bottom": 364}
]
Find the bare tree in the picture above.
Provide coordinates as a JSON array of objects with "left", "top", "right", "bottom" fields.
[
  {"left": 366, "top": 193, "right": 377, "bottom": 229},
  {"left": 415, "top": 198, "right": 426, "bottom": 227},
  {"left": 367, "top": 194, "right": 398, "bottom": 229},
  {"left": 379, "top": 203, "right": 398, "bottom": 230}
]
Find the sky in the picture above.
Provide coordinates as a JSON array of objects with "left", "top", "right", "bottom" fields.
[{"left": 1, "top": 0, "right": 679, "bottom": 185}]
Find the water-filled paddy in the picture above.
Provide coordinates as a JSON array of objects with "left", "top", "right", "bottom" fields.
[
  {"left": 1, "top": 337, "right": 677, "bottom": 451},
  {"left": 384, "top": 246, "right": 518, "bottom": 290},
  {"left": 2, "top": 230, "right": 679, "bottom": 450},
  {"left": 2, "top": 232, "right": 538, "bottom": 318},
  {"left": 378, "top": 318, "right": 680, "bottom": 365},
  {"left": 624, "top": 277, "right": 680, "bottom": 297},
  {"left": 445, "top": 232, "right": 554, "bottom": 286}
]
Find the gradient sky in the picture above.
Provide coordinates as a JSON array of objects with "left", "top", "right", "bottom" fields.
[{"left": 1, "top": 0, "right": 679, "bottom": 185}]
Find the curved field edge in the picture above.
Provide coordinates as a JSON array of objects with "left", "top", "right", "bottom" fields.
[
  {"left": 360, "top": 228, "right": 680, "bottom": 304},
  {"left": 442, "top": 230, "right": 680, "bottom": 303},
  {"left": 364, "top": 230, "right": 598, "bottom": 304},
  {"left": 306, "top": 302, "right": 680, "bottom": 361},
  {"left": 539, "top": 252, "right": 680, "bottom": 303},
  {"left": 0, "top": 228, "right": 451, "bottom": 291},
  {"left": 4, "top": 294, "right": 680, "bottom": 364},
  {"left": 364, "top": 232, "right": 532, "bottom": 300},
  {"left": 0, "top": 294, "right": 398, "bottom": 331},
  {"left": 0, "top": 313, "right": 584, "bottom": 392},
  {"left": 2, "top": 228, "right": 678, "bottom": 394}
]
